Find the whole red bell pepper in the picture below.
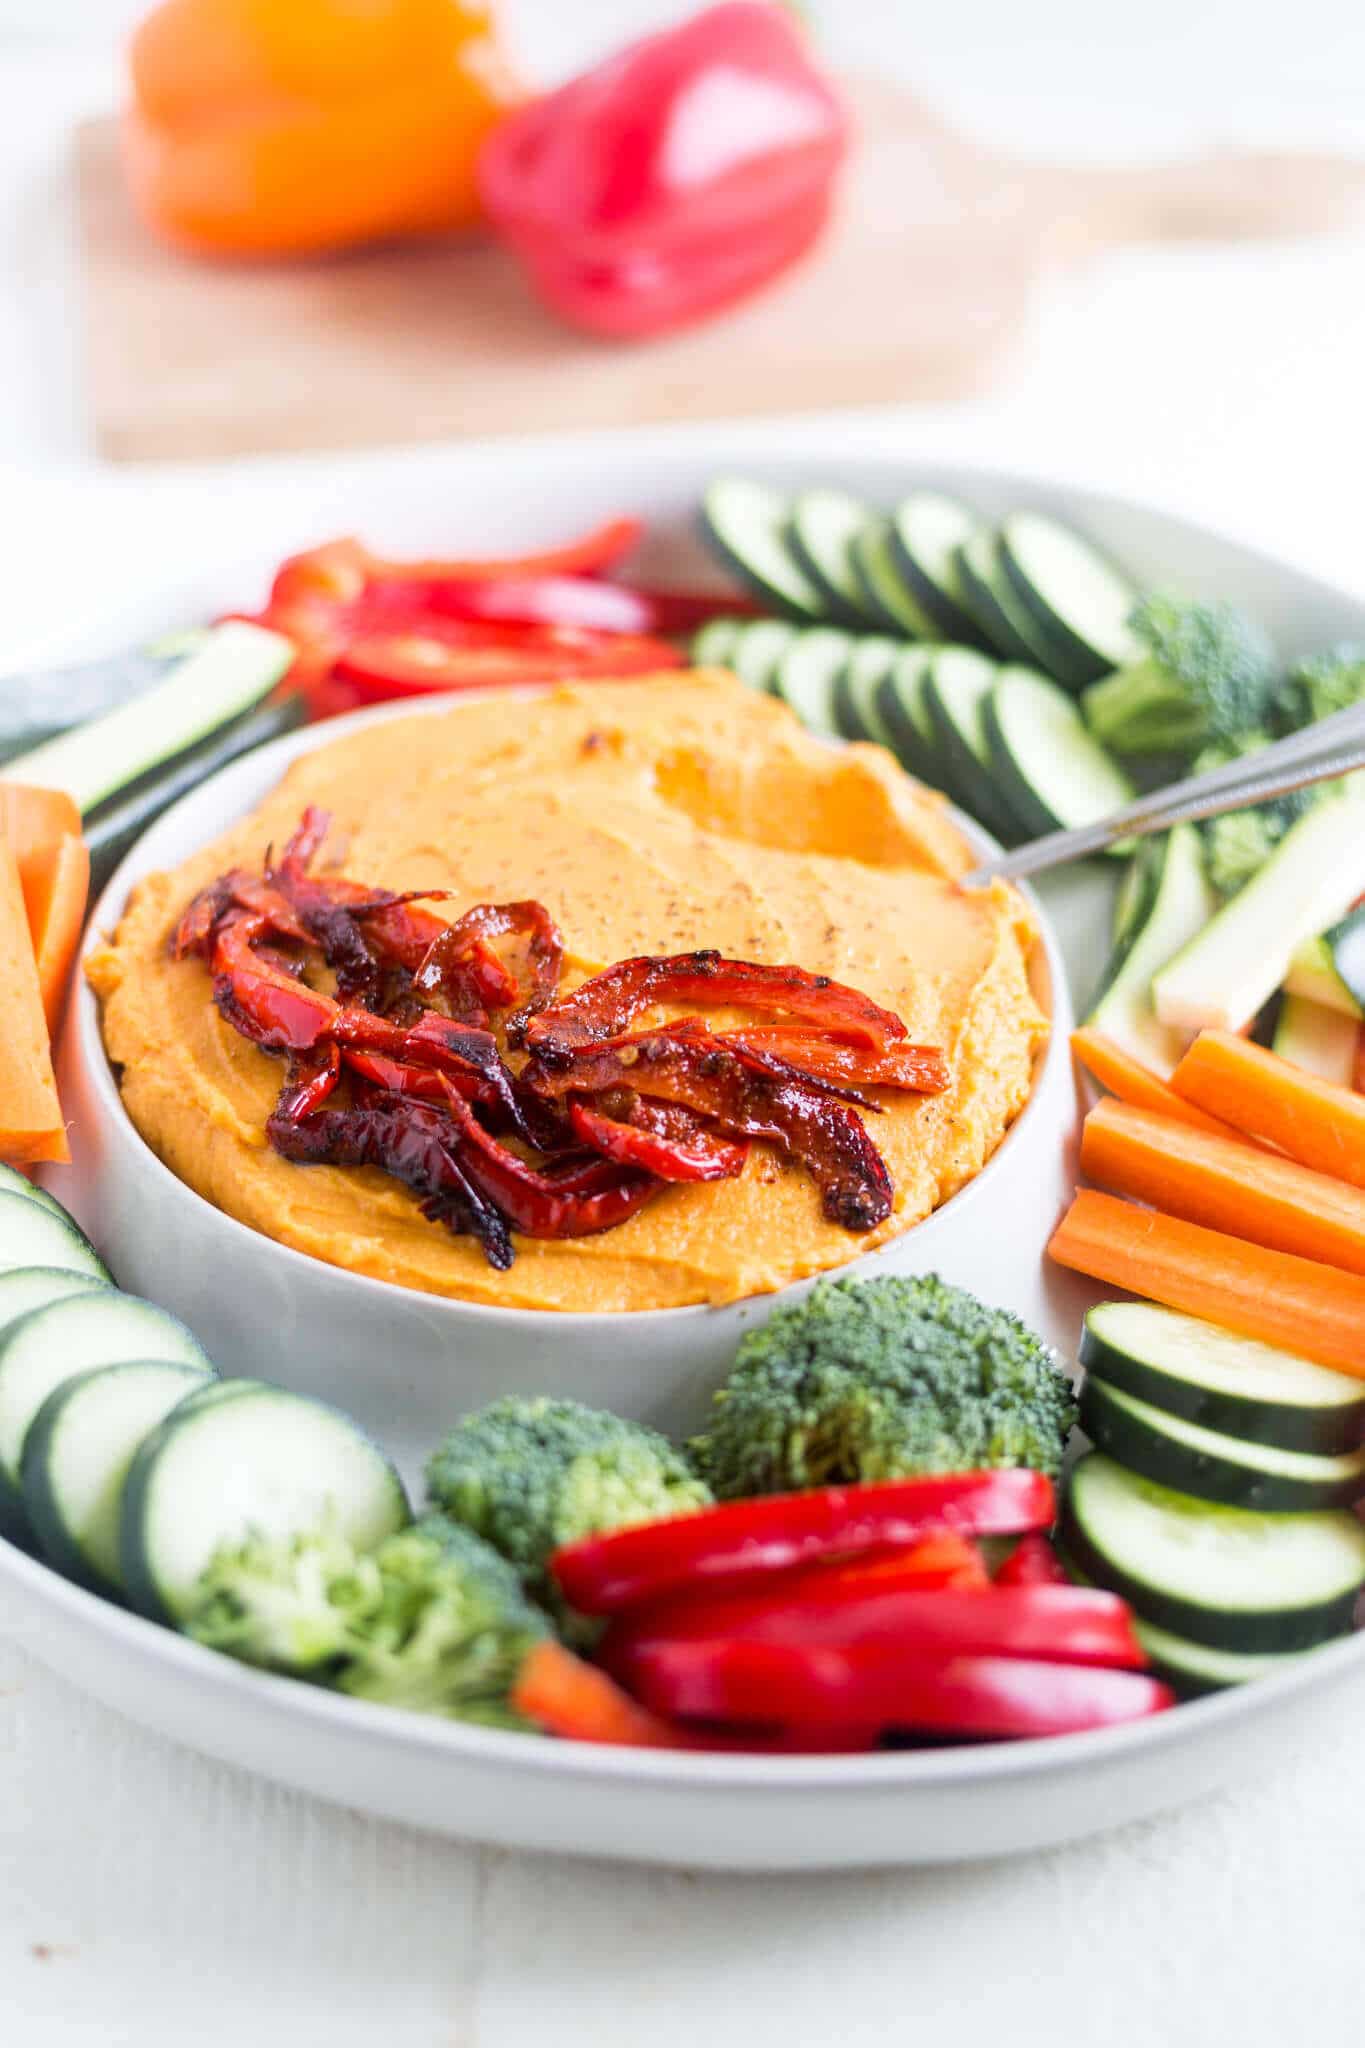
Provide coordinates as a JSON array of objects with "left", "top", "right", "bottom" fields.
[
  {"left": 551, "top": 1470, "right": 1055, "bottom": 1616},
  {"left": 477, "top": 3, "right": 850, "bottom": 339}
]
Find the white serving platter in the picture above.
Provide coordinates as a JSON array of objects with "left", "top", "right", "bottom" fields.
[{"left": 6, "top": 425, "right": 1365, "bottom": 1870}]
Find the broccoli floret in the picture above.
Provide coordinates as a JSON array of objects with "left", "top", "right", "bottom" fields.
[
  {"left": 1081, "top": 594, "right": 1277, "bottom": 759},
  {"left": 1193, "top": 731, "right": 1319, "bottom": 897},
  {"left": 185, "top": 1512, "right": 548, "bottom": 1727},
  {"left": 425, "top": 1398, "right": 712, "bottom": 1618},
  {"left": 690, "top": 1274, "right": 1076, "bottom": 1500},
  {"left": 1281, "top": 643, "right": 1365, "bottom": 730}
]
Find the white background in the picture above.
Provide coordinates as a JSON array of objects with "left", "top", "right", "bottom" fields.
[{"left": 5, "top": 3, "right": 1365, "bottom": 2043}]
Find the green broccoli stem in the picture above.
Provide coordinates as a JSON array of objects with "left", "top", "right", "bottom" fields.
[{"left": 1081, "top": 662, "right": 1211, "bottom": 756}]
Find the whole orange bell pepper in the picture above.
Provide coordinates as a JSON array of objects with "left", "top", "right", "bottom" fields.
[{"left": 122, "top": 0, "right": 522, "bottom": 258}]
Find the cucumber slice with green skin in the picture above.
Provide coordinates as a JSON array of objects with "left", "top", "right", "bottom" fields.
[
  {"left": 0, "top": 1194, "right": 110, "bottom": 1284},
  {"left": 832, "top": 637, "right": 901, "bottom": 742},
  {"left": 1271, "top": 991, "right": 1360, "bottom": 1084},
  {"left": 22, "top": 1359, "right": 214, "bottom": 1595},
  {"left": 996, "top": 513, "right": 1143, "bottom": 686},
  {"left": 922, "top": 648, "right": 1018, "bottom": 840},
  {"left": 886, "top": 495, "right": 988, "bottom": 645},
  {"left": 690, "top": 619, "right": 745, "bottom": 668},
  {"left": 982, "top": 665, "right": 1135, "bottom": 841},
  {"left": 874, "top": 646, "right": 943, "bottom": 779},
  {"left": 1153, "top": 790, "right": 1365, "bottom": 1036},
  {"left": 1080, "top": 1376, "right": 1365, "bottom": 1512},
  {"left": 772, "top": 629, "right": 855, "bottom": 737},
  {"left": 0, "top": 1268, "right": 111, "bottom": 1340},
  {"left": 727, "top": 620, "right": 799, "bottom": 694},
  {"left": 699, "top": 480, "right": 825, "bottom": 622},
  {"left": 1134, "top": 1617, "right": 1319, "bottom": 1696},
  {"left": 3, "top": 622, "right": 293, "bottom": 817},
  {"left": 0, "top": 1164, "right": 71, "bottom": 1224},
  {"left": 1284, "top": 905, "right": 1365, "bottom": 1021},
  {"left": 1084, "top": 824, "right": 1216, "bottom": 1075},
  {"left": 1062, "top": 1451, "right": 1365, "bottom": 1653},
  {"left": 0, "top": 1290, "right": 210, "bottom": 1541},
  {"left": 120, "top": 1379, "right": 410, "bottom": 1624},
  {"left": 953, "top": 531, "right": 1070, "bottom": 675},
  {"left": 850, "top": 524, "right": 934, "bottom": 638},
  {"left": 786, "top": 490, "right": 884, "bottom": 629},
  {"left": 1110, "top": 842, "right": 1161, "bottom": 950},
  {"left": 1081, "top": 1302, "right": 1365, "bottom": 1455}
]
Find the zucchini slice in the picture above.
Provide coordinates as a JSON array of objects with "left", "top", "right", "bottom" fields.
[
  {"left": 996, "top": 513, "right": 1143, "bottom": 685},
  {"left": 1081, "top": 1301, "right": 1365, "bottom": 1455},
  {"left": 832, "top": 638, "right": 901, "bottom": 744},
  {"left": 851, "top": 523, "right": 935, "bottom": 637},
  {"left": 690, "top": 619, "right": 745, "bottom": 668},
  {"left": 953, "top": 531, "right": 1066, "bottom": 673},
  {"left": 699, "top": 480, "right": 825, "bottom": 621},
  {"left": 1134, "top": 1617, "right": 1320, "bottom": 1696},
  {"left": 1271, "top": 991, "right": 1360, "bottom": 1083},
  {"left": 120, "top": 1379, "right": 409, "bottom": 1623},
  {"left": 1084, "top": 824, "right": 1218, "bottom": 1074},
  {"left": 3, "top": 622, "right": 293, "bottom": 817},
  {"left": 786, "top": 490, "right": 883, "bottom": 629},
  {"left": 0, "top": 1193, "right": 110, "bottom": 1284},
  {"left": 922, "top": 648, "right": 1017, "bottom": 839},
  {"left": 21, "top": 1359, "right": 214, "bottom": 1595},
  {"left": 1284, "top": 905, "right": 1365, "bottom": 1020},
  {"left": 727, "top": 620, "right": 799, "bottom": 694},
  {"left": 772, "top": 629, "right": 855, "bottom": 737},
  {"left": 886, "top": 494, "right": 987, "bottom": 644},
  {"left": 874, "top": 646, "right": 942, "bottom": 779},
  {"left": 982, "top": 665, "right": 1135, "bottom": 840},
  {"left": 1080, "top": 1376, "right": 1365, "bottom": 1512},
  {"left": 1062, "top": 1451, "right": 1365, "bottom": 1652}
]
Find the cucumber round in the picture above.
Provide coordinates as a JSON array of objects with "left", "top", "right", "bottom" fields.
[
  {"left": 0, "top": 1267, "right": 111, "bottom": 1340},
  {"left": 850, "top": 523, "right": 934, "bottom": 638},
  {"left": 922, "top": 648, "right": 1018, "bottom": 840},
  {"left": 1134, "top": 1616, "right": 1322, "bottom": 1697},
  {"left": 953, "top": 531, "right": 1067, "bottom": 673},
  {"left": 727, "top": 620, "right": 798, "bottom": 694},
  {"left": 0, "top": 1194, "right": 110, "bottom": 1283},
  {"left": 886, "top": 494, "right": 987, "bottom": 645},
  {"left": 699, "top": 480, "right": 824, "bottom": 621},
  {"left": 786, "top": 490, "right": 883, "bottom": 629},
  {"left": 120, "top": 1379, "right": 410, "bottom": 1624},
  {"left": 1063, "top": 1451, "right": 1365, "bottom": 1651},
  {"left": 997, "top": 512, "right": 1142, "bottom": 685},
  {"left": 0, "top": 1164, "right": 71, "bottom": 1224},
  {"left": 0, "top": 1291, "right": 209, "bottom": 1541},
  {"left": 832, "top": 638, "right": 901, "bottom": 743},
  {"left": 772, "top": 629, "right": 854, "bottom": 737},
  {"left": 21, "top": 1359, "right": 214, "bottom": 1595},
  {"left": 690, "top": 619, "right": 744, "bottom": 668},
  {"left": 873, "top": 646, "right": 942, "bottom": 779},
  {"left": 983, "top": 665, "right": 1135, "bottom": 839},
  {"left": 1081, "top": 1377, "right": 1365, "bottom": 1511},
  {"left": 1081, "top": 1302, "right": 1365, "bottom": 1456}
]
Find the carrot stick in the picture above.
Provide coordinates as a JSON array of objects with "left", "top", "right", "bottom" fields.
[
  {"left": 512, "top": 1642, "right": 692, "bottom": 1748},
  {"left": 1048, "top": 1189, "right": 1365, "bottom": 1377},
  {"left": 1355, "top": 1030, "right": 1365, "bottom": 1098},
  {"left": 0, "top": 785, "right": 81, "bottom": 907},
  {"left": 1070, "top": 1028, "right": 1242, "bottom": 1139},
  {"left": 1081, "top": 1097, "right": 1365, "bottom": 1277},
  {"left": 0, "top": 845, "right": 68, "bottom": 1165},
  {"left": 23, "top": 833, "right": 89, "bottom": 1037},
  {"left": 1172, "top": 1030, "right": 1365, "bottom": 1189}
]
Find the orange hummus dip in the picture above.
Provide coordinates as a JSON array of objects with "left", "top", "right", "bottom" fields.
[{"left": 88, "top": 672, "right": 1048, "bottom": 1312}]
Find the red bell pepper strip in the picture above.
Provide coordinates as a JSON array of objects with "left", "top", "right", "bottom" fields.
[
  {"left": 995, "top": 1534, "right": 1071, "bottom": 1588},
  {"left": 477, "top": 4, "right": 850, "bottom": 340},
  {"left": 362, "top": 574, "right": 765, "bottom": 637},
  {"left": 551, "top": 1471, "right": 1056, "bottom": 1616},
  {"left": 269, "top": 522, "right": 644, "bottom": 601},
  {"left": 568, "top": 1098, "right": 748, "bottom": 1182},
  {"left": 623, "top": 1640, "right": 1175, "bottom": 1737},
  {"left": 722, "top": 1029, "right": 950, "bottom": 1096},
  {"left": 331, "top": 629, "right": 683, "bottom": 703}
]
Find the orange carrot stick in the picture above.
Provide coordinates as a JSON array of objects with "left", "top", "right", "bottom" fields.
[
  {"left": 23, "top": 833, "right": 89, "bottom": 1037},
  {"left": 512, "top": 1642, "right": 692, "bottom": 1748},
  {"left": 0, "top": 845, "right": 68, "bottom": 1165},
  {"left": 1048, "top": 1189, "right": 1365, "bottom": 1377},
  {"left": 1355, "top": 1030, "right": 1365, "bottom": 1098},
  {"left": 1173, "top": 1030, "right": 1365, "bottom": 1189},
  {"left": 1081, "top": 1097, "right": 1365, "bottom": 1277},
  {"left": 0, "top": 784, "right": 81, "bottom": 906},
  {"left": 1070, "top": 1028, "right": 1242, "bottom": 1139}
]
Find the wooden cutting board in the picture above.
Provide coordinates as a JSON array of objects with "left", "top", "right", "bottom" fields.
[{"left": 75, "top": 81, "right": 1365, "bottom": 464}]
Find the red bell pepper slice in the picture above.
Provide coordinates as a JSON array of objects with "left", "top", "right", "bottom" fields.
[
  {"left": 623, "top": 1640, "right": 1175, "bottom": 1737},
  {"left": 270, "top": 521, "right": 644, "bottom": 599},
  {"left": 551, "top": 1470, "right": 1056, "bottom": 1616},
  {"left": 995, "top": 1534, "right": 1071, "bottom": 1588},
  {"left": 568, "top": 1098, "right": 748, "bottom": 1182},
  {"left": 332, "top": 628, "right": 683, "bottom": 702}
]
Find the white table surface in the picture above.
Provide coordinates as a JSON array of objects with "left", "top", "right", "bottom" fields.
[{"left": 6, "top": 5, "right": 1365, "bottom": 2041}]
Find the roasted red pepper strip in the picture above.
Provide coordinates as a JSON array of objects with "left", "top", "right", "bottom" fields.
[
  {"left": 438, "top": 1082, "right": 657, "bottom": 1239},
  {"left": 995, "top": 1534, "right": 1071, "bottom": 1588},
  {"left": 275, "top": 1044, "right": 343, "bottom": 1123},
  {"left": 622, "top": 1641, "right": 1174, "bottom": 1737},
  {"left": 722, "top": 1029, "right": 950, "bottom": 1097},
  {"left": 552, "top": 1471, "right": 1056, "bottom": 1616},
  {"left": 521, "top": 950, "right": 908, "bottom": 1055},
  {"left": 332, "top": 629, "right": 683, "bottom": 704},
  {"left": 414, "top": 899, "right": 564, "bottom": 1022},
  {"left": 524, "top": 1029, "right": 894, "bottom": 1230},
  {"left": 568, "top": 1098, "right": 748, "bottom": 1182}
]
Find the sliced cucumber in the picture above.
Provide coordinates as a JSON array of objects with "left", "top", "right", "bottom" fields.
[
  {"left": 1081, "top": 1302, "right": 1365, "bottom": 1455},
  {"left": 772, "top": 629, "right": 855, "bottom": 737},
  {"left": 851, "top": 523, "right": 934, "bottom": 637},
  {"left": 786, "top": 490, "right": 882, "bottom": 628},
  {"left": 1284, "top": 905, "right": 1365, "bottom": 1020},
  {"left": 1081, "top": 1376, "right": 1365, "bottom": 1512},
  {"left": 3, "top": 622, "right": 293, "bottom": 817},
  {"left": 1062, "top": 1451, "right": 1365, "bottom": 1652},
  {"left": 1110, "top": 842, "right": 1161, "bottom": 950},
  {"left": 983, "top": 665, "right": 1135, "bottom": 841},
  {"left": 874, "top": 646, "right": 942, "bottom": 779},
  {"left": 1153, "top": 790, "right": 1365, "bottom": 1034},
  {"left": 832, "top": 637, "right": 901, "bottom": 744},
  {"left": 727, "top": 620, "right": 799, "bottom": 694},
  {"left": 996, "top": 513, "right": 1142, "bottom": 685},
  {"left": 0, "top": 1193, "right": 110, "bottom": 1283},
  {"left": 954, "top": 531, "right": 1066, "bottom": 673},
  {"left": 886, "top": 494, "right": 986, "bottom": 644},
  {"left": 22, "top": 1359, "right": 214, "bottom": 1594},
  {"left": 1084, "top": 824, "right": 1219, "bottom": 1074},
  {"left": 1272, "top": 991, "right": 1360, "bottom": 1084},
  {"left": 699, "top": 480, "right": 825, "bottom": 621},
  {"left": 922, "top": 648, "right": 1016, "bottom": 838},
  {"left": 120, "top": 1379, "right": 409, "bottom": 1623},
  {"left": 0, "top": 1290, "right": 209, "bottom": 1540},
  {"left": 1134, "top": 1617, "right": 1319, "bottom": 1696},
  {"left": 0, "top": 1267, "right": 110, "bottom": 1340},
  {"left": 0, "top": 1163, "right": 70, "bottom": 1224},
  {"left": 690, "top": 619, "right": 744, "bottom": 668}
]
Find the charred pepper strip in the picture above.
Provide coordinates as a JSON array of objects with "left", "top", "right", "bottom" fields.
[
  {"left": 568, "top": 1098, "right": 748, "bottom": 1183},
  {"left": 722, "top": 1028, "right": 949, "bottom": 1096},
  {"left": 439, "top": 1083, "right": 657, "bottom": 1238},
  {"left": 275, "top": 1044, "right": 343, "bottom": 1122}
]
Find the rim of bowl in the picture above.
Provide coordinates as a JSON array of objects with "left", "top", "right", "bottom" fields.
[{"left": 72, "top": 691, "right": 1071, "bottom": 1331}]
